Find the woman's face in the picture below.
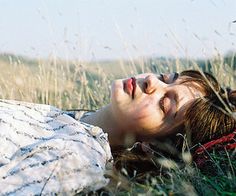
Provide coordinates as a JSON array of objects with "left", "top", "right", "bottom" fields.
[{"left": 110, "top": 72, "right": 203, "bottom": 138}]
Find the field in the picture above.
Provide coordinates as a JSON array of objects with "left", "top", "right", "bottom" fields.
[{"left": 0, "top": 52, "right": 236, "bottom": 195}]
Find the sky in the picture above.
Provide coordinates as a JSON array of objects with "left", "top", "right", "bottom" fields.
[{"left": 0, "top": 0, "right": 235, "bottom": 61}]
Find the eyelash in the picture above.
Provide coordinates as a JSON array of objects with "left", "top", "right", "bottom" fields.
[
  {"left": 160, "top": 74, "right": 166, "bottom": 83},
  {"left": 159, "top": 73, "right": 179, "bottom": 115},
  {"left": 160, "top": 73, "right": 179, "bottom": 83},
  {"left": 160, "top": 95, "right": 167, "bottom": 114}
]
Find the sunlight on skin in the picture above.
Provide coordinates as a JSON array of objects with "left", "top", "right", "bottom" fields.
[
  {"left": 110, "top": 73, "right": 204, "bottom": 138},
  {"left": 81, "top": 72, "right": 205, "bottom": 147}
]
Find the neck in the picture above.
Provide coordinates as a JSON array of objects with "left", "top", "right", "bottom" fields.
[{"left": 80, "top": 104, "right": 125, "bottom": 148}]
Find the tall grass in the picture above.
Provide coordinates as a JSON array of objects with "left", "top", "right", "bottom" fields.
[{"left": 0, "top": 52, "right": 235, "bottom": 195}]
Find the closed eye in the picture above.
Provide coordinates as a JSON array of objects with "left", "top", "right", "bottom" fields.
[
  {"left": 159, "top": 94, "right": 170, "bottom": 115},
  {"left": 160, "top": 91, "right": 179, "bottom": 117},
  {"left": 159, "top": 73, "right": 179, "bottom": 84},
  {"left": 159, "top": 96, "right": 165, "bottom": 114},
  {"left": 173, "top": 72, "right": 179, "bottom": 81},
  {"left": 160, "top": 74, "right": 166, "bottom": 83}
]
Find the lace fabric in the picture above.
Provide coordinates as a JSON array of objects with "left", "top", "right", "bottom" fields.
[{"left": 0, "top": 99, "right": 112, "bottom": 195}]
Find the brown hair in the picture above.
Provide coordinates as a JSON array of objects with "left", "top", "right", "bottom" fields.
[
  {"left": 180, "top": 70, "right": 236, "bottom": 146},
  {"left": 113, "top": 70, "right": 236, "bottom": 177}
]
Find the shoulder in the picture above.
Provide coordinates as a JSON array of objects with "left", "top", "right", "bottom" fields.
[{"left": 0, "top": 100, "right": 113, "bottom": 194}]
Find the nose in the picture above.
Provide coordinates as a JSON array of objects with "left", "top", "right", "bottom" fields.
[{"left": 144, "top": 74, "right": 167, "bottom": 94}]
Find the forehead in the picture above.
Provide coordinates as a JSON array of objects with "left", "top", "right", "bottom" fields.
[
  {"left": 159, "top": 81, "right": 203, "bottom": 134},
  {"left": 176, "top": 83, "right": 201, "bottom": 103},
  {"left": 171, "top": 78, "right": 204, "bottom": 120},
  {"left": 175, "top": 75, "right": 204, "bottom": 97}
]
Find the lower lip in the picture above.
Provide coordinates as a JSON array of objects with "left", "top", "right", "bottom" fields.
[{"left": 124, "top": 77, "right": 136, "bottom": 98}]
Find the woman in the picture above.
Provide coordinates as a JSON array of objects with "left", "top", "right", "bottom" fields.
[
  {"left": 112, "top": 70, "right": 236, "bottom": 176},
  {"left": 80, "top": 71, "right": 206, "bottom": 148},
  {"left": 0, "top": 70, "right": 235, "bottom": 194}
]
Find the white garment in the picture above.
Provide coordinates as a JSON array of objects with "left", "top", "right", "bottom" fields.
[{"left": 0, "top": 99, "right": 112, "bottom": 195}]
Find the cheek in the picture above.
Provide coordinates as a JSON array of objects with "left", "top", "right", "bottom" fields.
[
  {"left": 111, "top": 80, "right": 125, "bottom": 103},
  {"left": 125, "top": 101, "right": 151, "bottom": 116},
  {"left": 130, "top": 99, "right": 159, "bottom": 119},
  {"left": 131, "top": 106, "right": 163, "bottom": 132}
]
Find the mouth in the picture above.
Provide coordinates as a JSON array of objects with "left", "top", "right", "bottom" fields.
[{"left": 124, "top": 77, "right": 136, "bottom": 99}]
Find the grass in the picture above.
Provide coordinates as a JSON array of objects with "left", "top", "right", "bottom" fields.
[{"left": 0, "top": 52, "right": 236, "bottom": 195}]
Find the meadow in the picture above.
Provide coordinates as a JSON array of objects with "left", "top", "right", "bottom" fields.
[{"left": 0, "top": 52, "right": 235, "bottom": 195}]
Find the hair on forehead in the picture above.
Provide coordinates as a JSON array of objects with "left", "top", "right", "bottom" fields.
[
  {"left": 179, "top": 70, "right": 222, "bottom": 96},
  {"left": 178, "top": 70, "right": 236, "bottom": 146},
  {"left": 185, "top": 97, "right": 236, "bottom": 146}
]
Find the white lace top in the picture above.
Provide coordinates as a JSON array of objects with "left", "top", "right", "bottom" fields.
[{"left": 0, "top": 99, "right": 112, "bottom": 195}]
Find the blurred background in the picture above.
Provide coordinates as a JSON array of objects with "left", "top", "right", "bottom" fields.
[
  {"left": 0, "top": 0, "right": 235, "bottom": 61},
  {"left": 0, "top": 0, "right": 235, "bottom": 109},
  {"left": 0, "top": 1, "right": 236, "bottom": 194}
]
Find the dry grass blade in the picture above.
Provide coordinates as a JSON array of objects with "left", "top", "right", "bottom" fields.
[{"left": 0, "top": 53, "right": 235, "bottom": 194}]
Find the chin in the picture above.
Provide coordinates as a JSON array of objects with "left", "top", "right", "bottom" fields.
[{"left": 111, "top": 79, "right": 129, "bottom": 104}]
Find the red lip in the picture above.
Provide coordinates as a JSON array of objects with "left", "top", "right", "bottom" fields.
[{"left": 124, "top": 77, "right": 136, "bottom": 99}]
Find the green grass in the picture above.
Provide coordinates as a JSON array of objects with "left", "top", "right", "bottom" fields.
[{"left": 0, "top": 52, "right": 236, "bottom": 195}]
